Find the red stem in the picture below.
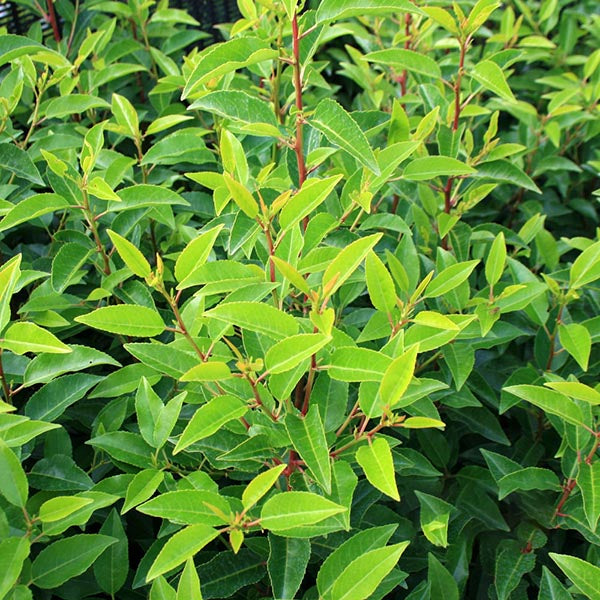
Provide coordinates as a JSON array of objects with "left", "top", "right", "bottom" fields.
[{"left": 46, "top": 0, "right": 61, "bottom": 43}]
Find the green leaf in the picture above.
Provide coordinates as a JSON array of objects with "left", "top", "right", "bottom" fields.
[
  {"left": 124, "top": 342, "right": 197, "bottom": 379},
  {"left": 174, "top": 396, "right": 248, "bottom": 454},
  {"left": 356, "top": 438, "right": 399, "bottom": 501},
  {"left": 223, "top": 173, "right": 258, "bottom": 219},
  {"left": 45, "top": 94, "right": 110, "bottom": 119},
  {"left": 146, "top": 525, "right": 219, "bottom": 582},
  {"left": 112, "top": 93, "right": 139, "bottom": 139},
  {"left": 496, "top": 541, "right": 536, "bottom": 600},
  {"left": 51, "top": 243, "right": 94, "bottom": 293},
  {"left": 75, "top": 305, "right": 166, "bottom": 337},
  {"left": 578, "top": 461, "right": 600, "bottom": 531},
  {"left": 197, "top": 550, "right": 264, "bottom": 598},
  {"left": 415, "top": 491, "right": 453, "bottom": 548},
  {"left": 497, "top": 467, "right": 561, "bottom": 499},
  {"left": 558, "top": 323, "right": 591, "bottom": 371},
  {"left": 539, "top": 566, "right": 573, "bottom": 600},
  {"left": 428, "top": 553, "right": 459, "bottom": 600},
  {"left": 183, "top": 38, "right": 278, "bottom": 98},
  {"left": 204, "top": 302, "right": 298, "bottom": 340},
  {"left": 0, "top": 194, "right": 70, "bottom": 232},
  {"left": 94, "top": 509, "right": 128, "bottom": 594},
  {"left": 115, "top": 185, "right": 190, "bottom": 210},
  {"left": 137, "top": 491, "right": 231, "bottom": 526},
  {"left": 475, "top": 160, "right": 541, "bottom": 193},
  {"left": 180, "top": 362, "right": 232, "bottom": 382},
  {"left": 570, "top": 240, "right": 600, "bottom": 289},
  {"left": 311, "top": 99, "right": 380, "bottom": 173},
  {"left": 31, "top": 534, "right": 117, "bottom": 589},
  {"left": 424, "top": 260, "right": 479, "bottom": 298},
  {"left": 242, "top": 465, "right": 286, "bottom": 511},
  {"left": 260, "top": 492, "right": 346, "bottom": 531},
  {"left": 443, "top": 343, "right": 475, "bottom": 391},
  {"left": 267, "top": 535, "right": 310, "bottom": 600},
  {"left": 175, "top": 225, "right": 224, "bottom": 283},
  {"left": 265, "top": 333, "right": 330, "bottom": 374},
  {"left": 486, "top": 231, "right": 507, "bottom": 287},
  {"left": 135, "top": 377, "right": 163, "bottom": 447},
  {"left": 39, "top": 496, "right": 93, "bottom": 522},
  {"left": 0, "top": 143, "right": 43, "bottom": 185},
  {"left": 365, "top": 48, "right": 441, "bottom": 78},
  {"left": 285, "top": 406, "right": 332, "bottom": 493},
  {"left": 322, "top": 233, "right": 383, "bottom": 297},
  {"left": 122, "top": 469, "right": 165, "bottom": 514},
  {"left": 376, "top": 345, "right": 418, "bottom": 414},
  {"left": 0, "top": 537, "right": 30, "bottom": 600},
  {"left": 0, "top": 322, "right": 71, "bottom": 355},
  {"left": 403, "top": 157, "right": 476, "bottom": 180},
  {"left": 0, "top": 439, "right": 28, "bottom": 507},
  {"left": 107, "top": 229, "right": 152, "bottom": 278},
  {"left": 88, "top": 431, "right": 154, "bottom": 469},
  {"left": 471, "top": 60, "right": 516, "bottom": 102},
  {"left": 550, "top": 554, "right": 600, "bottom": 600},
  {"left": 0, "top": 255, "right": 21, "bottom": 333},
  {"left": 330, "top": 542, "right": 409, "bottom": 600},
  {"left": 279, "top": 175, "right": 342, "bottom": 233},
  {"left": 544, "top": 381, "right": 600, "bottom": 405},
  {"left": 316, "top": 0, "right": 423, "bottom": 23},
  {"left": 177, "top": 558, "right": 202, "bottom": 600},
  {"left": 329, "top": 346, "right": 391, "bottom": 382},
  {"left": 365, "top": 251, "right": 397, "bottom": 314},
  {"left": 503, "top": 385, "right": 587, "bottom": 428}
]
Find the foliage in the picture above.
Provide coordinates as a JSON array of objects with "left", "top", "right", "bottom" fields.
[{"left": 0, "top": 0, "right": 599, "bottom": 598}]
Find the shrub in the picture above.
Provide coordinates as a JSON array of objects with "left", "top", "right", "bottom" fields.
[{"left": 0, "top": 0, "right": 599, "bottom": 598}]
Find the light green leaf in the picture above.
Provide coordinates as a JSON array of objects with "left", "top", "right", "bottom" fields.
[
  {"left": 39, "top": 496, "right": 94, "bottom": 522},
  {"left": 471, "top": 60, "right": 516, "bottom": 102},
  {"left": 51, "top": 243, "right": 94, "bottom": 293},
  {"left": 0, "top": 537, "right": 30, "bottom": 600},
  {"left": 147, "top": 525, "right": 219, "bottom": 582},
  {"left": 223, "top": 173, "right": 258, "bottom": 219},
  {"left": 204, "top": 302, "right": 298, "bottom": 340},
  {"left": 122, "top": 469, "right": 164, "bottom": 514},
  {"left": 242, "top": 465, "right": 286, "bottom": 511},
  {"left": 260, "top": 492, "right": 345, "bottom": 531},
  {"left": 415, "top": 491, "right": 453, "bottom": 547},
  {"left": 0, "top": 438, "right": 28, "bottom": 507},
  {"left": 115, "top": 185, "right": 190, "bottom": 210},
  {"left": 137, "top": 491, "right": 230, "bottom": 526},
  {"left": 174, "top": 396, "right": 248, "bottom": 454},
  {"left": 486, "top": 231, "right": 507, "bottom": 287},
  {"left": 475, "top": 160, "right": 541, "bottom": 193},
  {"left": 403, "top": 157, "right": 476, "bottom": 181},
  {"left": 180, "top": 361, "right": 232, "bottom": 382},
  {"left": 175, "top": 225, "right": 224, "bottom": 283},
  {"left": 329, "top": 347, "right": 391, "bottom": 382},
  {"left": 578, "top": 461, "right": 600, "bottom": 531},
  {"left": 377, "top": 345, "right": 418, "bottom": 414},
  {"left": 112, "top": 93, "right": 139, "bottom": 139},
  {"left": 544, "top": 381, "right": 600, "bottom": 405},
  {"left": 0, "top": 254, "right": 21, "bottom": 333},
  {"left": 107, "top": 229, "right": 152, "bottom": 278},
  {"left": 316, "top": 0, "right": 423, "bottom": 23},
  {"left": 558, "top": 323, "right": 591, "bottom": 371},
  {"left": 311, "top": 99, "right": 379, "bottom": 173},
  {"left": 365, "top": 251, "right": 396, "bottom": 314},
  {"left": 0, "top": 194, "right": 70, "bottom": 233},
  {"left": 75, "top": 305, "right": 165, "bottom": 337},
  {"left": 265, "top": 333, "right": 330, "bottom": 374},
  {"left": 365, "top": 48, "right": 441, "bottom": 78},
  {"left": 45, "top": 94, "right": 110, "bottom": 119},
  {"left": 285, "top": 406, "right": 332, "bottom": 493},
  {"left": 0, "top": 322, "right": 71, "bottom": 355},
  {"left": 356, "top": 438, "right": 399, "bottom": 501},
  {"left": 549, "top": 554, "right": 600, "bottom": 600},
  {"left": 402, "top": 417, "right": 446, "bottom": 429},
  {"left": 177, "top": 557, "right": 203, "bottom": 600},
  {"left": 424, "top": 260, "right": 479, "bottom": 298},
  {"left": 570, "top": 240, "right": 600, "bottom": 289},
  {"left": 31, "top": 534, "right": 117, "bottom": 589}
]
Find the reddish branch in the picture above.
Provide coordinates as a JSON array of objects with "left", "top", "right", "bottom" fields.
[{"left": 46, "top": 0, "right": 61, "bottom": 42}]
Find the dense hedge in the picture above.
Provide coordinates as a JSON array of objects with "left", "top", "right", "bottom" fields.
[{"left": 0, "top": 0, "right": 599, "bottom": 598}]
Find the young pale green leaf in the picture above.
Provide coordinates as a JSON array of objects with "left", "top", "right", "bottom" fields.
[
  {"left": 180, "top": 361, "right": 232, "bottom": 382},
  {"left": 569, "top": 240, "right": 600, "bottom": 289},
  {"left": 578, "top": 461, "right": 600, "bottom": 531},
  {"left": 39, "top": 496, "right": 93, "bottom": 522},
  {"left": 415, "top": 491, "right": 454, "bottom": 548},
  {"left": 429, "top": 553, "right": 459, "bottom": 600},
  {"left": 377, "top": 344, "right": 418, "bottom": 414},
  {"left": 549, "top": 554, "right": 600, "bottom": 600},
  {"left": 279, "top": 176, "right": 342, "bottom": 232},
  {"left": 0, "top": 439, "right": 28, "bottom": 507},
  {"left": 465, "top": 0, "right": 501, "bottom": 33},
  {"left": 174, "top": 225, "right": 224, "bottom": 283},
  {"left": 424, "top": 260, "right": 479, "bottom": 298},
  {"left": 365, "top": 251, "right": 396, "bottom": 314},
  {"left": 402, "top": 417, "right": 446, "bottom": 429},
  {"left": 328, "top": 346, "right": 391, "bottom": 382},
  {"left": 223, "top": 174, "right": 258, "bottom": 219},
  {"left": 204, "top": 302, "right": 298, "bottom": 340},
  {"left": 242, "top": 464, "right": 286, "bottom": 511},
  {"left": 174, "top": 396, "right": 248, "bottom": 454},
  {"left": 107, "top": 229, "right": 152, "bottom": 278},
  {"left": 558, "top": 323, "right": 591, "bottom": 371},
  {"left": 114, "top": 185, "right": 189, "bottom": 210},
  {"left": 176, "top": 557, "right": 202, "bottom": 600},
  {"left": 330, "top": 542, "right": 409, "bottom": 600},
  {"left": 0, "top": 322, "right": 71, "bottom": 355},
  {"left": 0, "top": 194, "right": 70, "bottom": 233},
  {"left": 265, "top": 333, "right": 330, "bottom": 374},
  {"left": 365, "top": 48, "right": 441, "bottom": 78},
  {"left": 485, "top": 231, "right": 507, "bottom": 287},
  {"left": 0, "top": 254, "right": 21, "bottom": 333},
  {"left": 285, "top": 406, "right": 332, "bottom": 493},
  {"left": 316, "top": 0, "right": 423, "bottom": 23},
  {"left": 497, "top": 467, "right": 561, "bottom": 499},
  {"left": 112, "top": 93, "right": 139, "bottom": 139},
  {"left": 137, "top": 491, "right": 230, "bottom": 526},
  {"left": 322, "top": 233, "right": 382, "bottom": 297},
  {"left": 271, "top": 256, "right": 311, "bottom": 295},
  {"left": 356, "top": 437, "right": 399, "bottom": 501},
  {"left": 145, "top": 114, "right": 193, "bottom": 136},
  {"left": 471, "top": 60, "right": 516, "bottom": 102},
  {"left": 146, "top": 525, "right": 219, "bottom": 582},
  {"left": 0, "top": 537, "right": 30, "bottom": 600},
  {"left": 267, "top": 535, "right": 310, "bottom": 600},
  {"left": 75, "top": 305, "right": 165, "bottom": 337},
  {"left": 503, "top": 385, "right": 586, "bottom": 428},
  {"left": 311, "top": 99, "right": 379, "bottom": 173},
  {"left": 260, "top": 492, "right": 346, "bottom": 531},
  {"left": 403, "top": 157, "right": 476, "bottom": 181},
  {"left": 31, "top": 534, "right": 117, "bottom": 589},
  {"left": 544, "top": 381, "right": 600, "bottom": 405},
  {"left": 150, "top": 576, "right": 176, "bottom": 600},
  {"left": 122, "top": 469, "right": 164, "bottom": 514}
]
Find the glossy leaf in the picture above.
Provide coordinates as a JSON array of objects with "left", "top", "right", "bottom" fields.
[{"left": 356, "top": 438, "right": 399, "bottom": 501}]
